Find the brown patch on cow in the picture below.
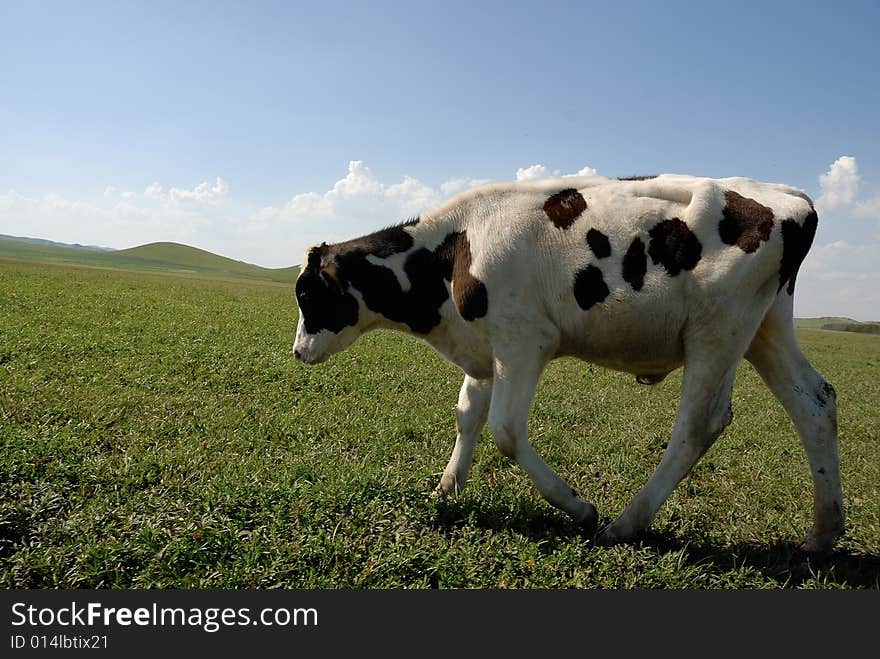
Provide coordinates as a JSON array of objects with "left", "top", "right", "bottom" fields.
[
  {"left": 779, "top": 210, "right": 818, "bottom": 294},
  {"left": 544, "top": 189, "right": 587, "bottom": 229},
  {"left": 586, "top": 228, "right": 611, "bottom": 258},
  {"left": 719, "top": 191, "right": 775, "bottom": 253},
  {"left": 451, "top": 232, "right": 488, "bottom": 321},
  {"left": 618, "top": 175, "right": 658, "bottom": 181},
  {"left": 647, "top": 218, "right": 702, "bottom": 276},
  {"left": 622, "top": 237, "right": 647, "bottom": 291},
  {"left": 573, "top": 265, "right": 609, "bottom": 310}
]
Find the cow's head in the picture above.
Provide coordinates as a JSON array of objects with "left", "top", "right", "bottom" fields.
[{"left": 292, "top": 243, "right": 362, "bottom": 364}]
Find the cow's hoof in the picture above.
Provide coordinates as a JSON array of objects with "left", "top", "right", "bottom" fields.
[
  {"left": 594, "top": 526, "right": 618, "bottom": 546},
  {"left": 799, "top": 526, "right": 844, "bottom": 554},
  {"left": 435, "top": 473, "right": 465, "bottom": 497},
  {"left": 594, "top": 520, "right": 637, "bottom": 546},
  {"left": 579, "top": 502, "right": 599, "bottom": 538}
]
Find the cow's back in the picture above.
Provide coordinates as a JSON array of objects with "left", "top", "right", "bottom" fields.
[{"left": 448, "top": 175, "right": 815, "bottom": 376}]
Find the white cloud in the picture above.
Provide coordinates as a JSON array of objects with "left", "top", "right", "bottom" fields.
[
  {"left": 169, "top": 177, "right": 228, "bottom": 205},
  {"left": 816, "top": 156, "right": 860, "bottom": 212},
  {"left": 142, "top": 177, "right": 229, "bottom": 207},
  {"left": 327, "top": 160, "right": 382, "bottom": 199},
  {"left": 0, "top": 178, "right": 241, "bottom": 261},
  {"left": 516, "top": 163, "right": 599, "bottom": 181},
  {"left": 385, "top": 176, "right": 439, "bottom": 218},
  {"left": 800, "top": 240, "right": 880, "bottom": 279},
  {"left": 247, "top": 161, "right": 444, "bottom": 264},
  {"left": 144, "top": 182, "right": 163, "bottom": 199},
  {"left": 516, "top": 164, "right": 550, "bottom": 181}
]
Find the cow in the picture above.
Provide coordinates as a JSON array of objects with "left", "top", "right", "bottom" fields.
[{"left": 292, "top": 174, "right": 844, "bottom": 552}]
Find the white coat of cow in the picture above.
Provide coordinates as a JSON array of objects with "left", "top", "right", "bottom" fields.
[{"left": 292, "top": 174, "right": 844, "bottom": 552}]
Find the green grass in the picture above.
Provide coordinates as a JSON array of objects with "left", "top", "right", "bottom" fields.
[
  {"left": 0, "top": 239, "right": 298, "bottom": 284},
  {"left": 1, "top": 258, "right": 878, "bottom": 588}
]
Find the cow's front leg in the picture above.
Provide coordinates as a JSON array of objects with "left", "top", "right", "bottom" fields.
[
  {"left": 488, "top": 345, "right": 599, "bottom": 535},
  {"left": 436, "top": 375, "right": 492, "bottom": 495}
]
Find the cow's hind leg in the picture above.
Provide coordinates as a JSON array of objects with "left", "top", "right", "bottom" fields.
[
  {"left": 436, "top": 375, "right": 492, "bottom": 494},
  {"left": 745, "top": 298, "right": 845, "bottom": 552},
  {"left": 597, "top": 354, "right": 738, "bottom": 544},
  {"left": 488, "top": 340, "right": 599, "bottom": 535}
]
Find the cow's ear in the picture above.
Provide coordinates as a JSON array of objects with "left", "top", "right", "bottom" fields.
[
  {"left": 306, "top": 244, "right": 323, "bottom": 270},
  {"left": 319, "top": 254, "right": 345, "bottom": 294}
]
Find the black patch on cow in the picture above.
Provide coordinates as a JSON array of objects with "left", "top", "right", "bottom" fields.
[
  {"left": 779, "top": 210, "right": 818, "bottom": 295},
  {"left": 618, "top": 175, "right": 658, "bottom": 181},
  {"left": 647, "top": 218, "right": 702, "bottom": 276},
  {"left": 450, "top": 233, "right": 488, "bottom": 321},
  {"left": 573, "top": 265, "right": 609, "bottom": 311},
  {"left": 337, "top": 246, "right": 447, "bottom": 334},
  {"left": 332, "top": 223, "right": 415, "bottom": 258},
  {"left": 719, "top": 190, "right": 775, "bottom": 253},
  {"left": 295, "top": 223, "right": 418, "bottom": 335},
  {"left": 320, "top": 226, "right": 488, "bottom": 334},
  {"left": 544, "top": 189, "right": 587, "bottom": 229},
  {"left": 295, "top": 221, "right": 490, "bottom": 335},
  {"left": 586, "top": 228, "right": 611, "bottom": 258},
  {"left": 622, "top": 237, "right": 647, "bottom": 291},
  {"left": 295, "top": 263, "right": 359, "bottom": 334}
]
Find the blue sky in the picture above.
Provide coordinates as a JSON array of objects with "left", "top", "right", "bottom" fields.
[{"left": 2, "top": 1, "right": 879, "bottom": 318}]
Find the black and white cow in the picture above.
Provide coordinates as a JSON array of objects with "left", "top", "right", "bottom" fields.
[{"left": 292, "top": 174, "right": 844, "bottom": 552}]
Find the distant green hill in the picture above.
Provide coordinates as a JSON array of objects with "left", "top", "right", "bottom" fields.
[
  {"left": 796, "top": 317, "right": 857, "bottom": 329},
  {"left": 0, "top": 239, "right": 116, "bottom": 267},
  {"left": 0, "top": 234, "right": 112, "bottom": 251},
  {"left": 796, "top": 317, "right": 880, "bottom": 335},
  {"left": 109, "top": 243, "right": 299, "bottom": 283},
  {"left": 0, "top": 237, "right": 298, "bottom": 284}
]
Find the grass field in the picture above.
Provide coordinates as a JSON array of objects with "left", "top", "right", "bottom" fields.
[{"left": 1, "top": 258, "right": 878, "bottom": 588}]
